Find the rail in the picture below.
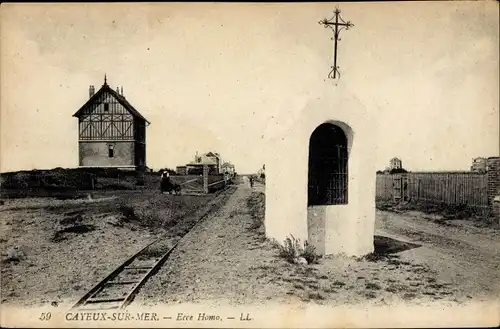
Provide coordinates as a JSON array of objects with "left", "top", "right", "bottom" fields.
[{"left": 70, "top": 186, "right": 235, "bottom": 311}]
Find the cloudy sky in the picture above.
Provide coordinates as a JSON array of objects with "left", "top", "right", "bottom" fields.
[{"left": 1, "top": 2, "right": 498, "bottom": 173}]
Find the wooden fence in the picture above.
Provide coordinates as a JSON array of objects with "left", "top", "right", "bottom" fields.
[{"left": 376, "top": 172, "right": 489, "bottom": 212}]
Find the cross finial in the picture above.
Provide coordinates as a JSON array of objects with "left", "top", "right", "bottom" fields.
[
  {"left": 104, "top": 74, "right": 108, "bottom": 85},
  {"left": 319, "top": 7, "right": 354, "bottom": 79}
]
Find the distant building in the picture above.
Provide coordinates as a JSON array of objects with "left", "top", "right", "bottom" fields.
[
  {"left": 221, "top": 162, "right": 236, "bottom": 176},
  {"left": 205, "top": 152, "right": 221, "bottom": 173},
  {"left": 389, "top": 157, "right": 402, "bottom": 170},
  {"left": 257, "top": 164, "right": 265, "bottom": 178},
  {"left": 471, "top": 157, "right": 487, "bottom": 172},
  {"left": 176, "top": 166, "right": 187, "bottom": 175},
  {"left": 72, "top": 75, "right": 150, "bottom": 170},
  {"left": 186, "top": 152, "right": 219, "bottom": 175}
]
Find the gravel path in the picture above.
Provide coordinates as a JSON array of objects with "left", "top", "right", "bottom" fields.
[{"left": 136, "top": 183, "right": 288, "bottom": 307}]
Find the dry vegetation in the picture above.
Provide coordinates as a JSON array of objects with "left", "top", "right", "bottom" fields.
[
  {"left": 246, "top": 191, "right": 265, "bottom": 232},
  {"left": 137, "top": 187, "right": 464, "bottom": 307},
  {"left": 376, "top": 199, "right": 497, "bottom": 227},
  {"left": 0, "top": 186, "right": 230, "bottom": 307},
  {"left": 248, "top": 194, "right": 461, "bottom": 305}
]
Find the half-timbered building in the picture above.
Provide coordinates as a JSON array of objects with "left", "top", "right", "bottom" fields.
[{"left": 73, "top": 76, "right": 150, "bottom": 170}]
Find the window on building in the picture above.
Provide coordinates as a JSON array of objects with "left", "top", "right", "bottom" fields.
[
  {"left": 308, "top": 123, "right": 348, "bottom": 206},
  {"left": 108, "top": 144, "right": 114, "bottom": 158},
  {"left": 104, "top": 103, "right": 109, "bottom": 112}
]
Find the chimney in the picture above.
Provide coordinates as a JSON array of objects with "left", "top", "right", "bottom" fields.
[
  {"left": 116, "top": 86, "right": 120, "bottom": 94},
  {"left": 120, "top": 86, "right": 124, "bottom": 96},
  {"left": 89, "top": 85, "right": 95, "bottom": 98}
]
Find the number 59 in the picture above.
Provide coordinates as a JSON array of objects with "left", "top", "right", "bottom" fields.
[{"left": 39, "top": 312, "right": 51, "bottom": 321}]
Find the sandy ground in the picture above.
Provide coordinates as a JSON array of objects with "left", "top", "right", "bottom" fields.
[
  {"left": 376, "top": 210, "right": 500, "bottom": 301},
  {"left": 135, "top": 182, "right": 498, "bottom": 308},
  {"left": 0, "top": 190, "right": 221, "bottom": 308},
  {"left": 2, "top": 181, "right": 496, "bottom": 309},
  {"left": 0, "top": 200, "right": 158, "bottom": 307}
]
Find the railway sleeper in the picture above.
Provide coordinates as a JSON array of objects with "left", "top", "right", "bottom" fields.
[
  {"left": 106, "top": 280, "right": 140, "bottom": 285},
  {"left": 124, "top": 266, "right": 154, "bottom": 270},
  {"left": 86, "top": 297, "right": 126, "bottom": 304}
]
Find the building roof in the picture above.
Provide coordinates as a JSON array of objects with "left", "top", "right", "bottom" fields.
[
  {"left": 221, "top": 162, "right": 235, "bottom": 168},
  {"left": 205, "top": 152, "right": 220, "bottom": 158},
  {"left": 72, "top": 81, "right": 150, "bottom": 124},
  {"left": 187, "top": 154, "right": 217, "bottom": 165}
]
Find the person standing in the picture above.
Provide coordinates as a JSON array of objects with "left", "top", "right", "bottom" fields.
[
  {"left": 160, "top": 170, "right": 171, "bottom": 193},
  {"left": 249, "top": 176, "right": 254, "bottom": 188}
]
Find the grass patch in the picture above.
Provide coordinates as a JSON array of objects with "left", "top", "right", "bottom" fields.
[
  {"left": 365, "top": 282, "right": 382, "bottom": 290},
  {"left": 364, "top": 291, "right": 377, "bottom": 299},
  {"left": 246, "top": 192, "right": 265, "bottom": 231},
  {"left": 52, "top": 224, "right": 96, "bottom": 242},
  {"left": 116, "top": 193, "right": 217, "bottom": 233},
  {"left": 377, "top": 199, "right": 490, "bottom": 222},
  {"left": 308, "top": 292, "right": 325, "bottom": 300},
  {"left": 427, "top": 283, "right": 446, "bottom": 289},
  {"left": 332, "top": 280, "right": 346, "bottom": 287},
  {"left": 403, "top": 292, "right": 416, "bottom": 300},
  {"left": 293, "top": 283, "right": 305, "bottom": 290},
  {"left": 388, "top": 259, "right": 411, "bottom": 266},
  {"left": 385, "top": 286, "right": 399, "bottom": 293},
  {"left": 2, "top": 247, "right": 26, "bottom": 264}
]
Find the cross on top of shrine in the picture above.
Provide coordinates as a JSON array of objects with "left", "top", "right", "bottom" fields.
[{"left": 319, "top": 8, "right": 354, "bottom": 79}]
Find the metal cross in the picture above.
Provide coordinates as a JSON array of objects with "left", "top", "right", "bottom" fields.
[{"left": 319, "top": 8, "right": 354, "bottom": 79}]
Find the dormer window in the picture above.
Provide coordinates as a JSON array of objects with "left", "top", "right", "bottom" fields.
[{"left": 104, "top": 103, "right": 109, "bottom": 112}]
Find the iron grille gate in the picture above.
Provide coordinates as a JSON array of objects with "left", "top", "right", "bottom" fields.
[{"left": 308, "top": 144, "right": 348, "bottom": 206}]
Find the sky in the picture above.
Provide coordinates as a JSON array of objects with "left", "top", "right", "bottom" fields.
[{"left": 1, "top": 2, "right": 498, "bottom": 174}]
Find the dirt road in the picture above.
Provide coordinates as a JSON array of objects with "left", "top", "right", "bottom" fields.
[
  {"left": 136, "top": 182, "right": 282, "bottom": 307},
  {"left": 137, "top": 181, "right": 498, "bottom": 307},
  {"left": 376, "top": 210, "right": 500, "bottom": 300}
]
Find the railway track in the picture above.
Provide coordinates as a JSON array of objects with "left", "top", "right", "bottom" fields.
[{"left": 70, "top": 186, "right": 235, "bottom": 311}]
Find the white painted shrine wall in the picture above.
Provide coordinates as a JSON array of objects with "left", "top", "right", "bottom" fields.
[{"left": 264, "top": 84, "right": 379, "bottom": 257}]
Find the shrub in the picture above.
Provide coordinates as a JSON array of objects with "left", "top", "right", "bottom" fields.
[
  {"left": 275, "top": 235, "right": 322, "bottom": 265},
  {"left": 302, "top": 241, "right": 321, "bottom": 264},
  {"left": 119, "top": 204, "right": 138, "bottom": 221},
  {"left": 277, "top": 235, "right": 302, "bottom": 263}
]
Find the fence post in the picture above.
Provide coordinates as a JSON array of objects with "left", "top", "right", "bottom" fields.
[
  {"left": 486, "top": 157, "right": 500, "bottom": 221},
  {"left": 136, "top": 166, "right": 145, "bottom": 187},
  {"left": 203, "top": 165, "right": 209, "bottom": 194}
]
